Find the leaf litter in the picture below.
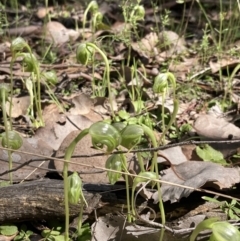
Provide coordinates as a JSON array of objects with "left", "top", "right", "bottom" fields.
[{"left": 1, "top": 0, "right": 240, "bottom": 240}]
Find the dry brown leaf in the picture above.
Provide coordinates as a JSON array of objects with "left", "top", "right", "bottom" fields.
[
  {"left": 92, "top": 214, "right": 161, "bottom": 241},
  {"left": 69, "top": 93, "right": 94, "bottom": 115},
  {"left": 44, "top": 21, "right": 80, "bottom": 45},
  {"left": 35, "top": 104, "right": 93, "bottom": 150},
  {"left": 0, "top": 137, "right": 53, "bottom": 181},
  {"left": 131, "top": 32, "right": 159, "bottom": 60},
  {"left": 6, "top": 96, "right": 30, "bottom": 118},
  {"left": 209, "top": 58, "right": 240, "bottom": 74},
  {"left": 157, "top": 146, "right": 188, "bottom": 165},
  {"left": 36, "top": 7, "right": 54, "bottom": 19},
  {"left": 194, "top": 114, "right": 240, "bottom": 139},
  {"left": 53, "top": 130, "right": 110, "bottom": 184},
  {"left": 152, "top": 161, "right": 240, "bottom": 203}
]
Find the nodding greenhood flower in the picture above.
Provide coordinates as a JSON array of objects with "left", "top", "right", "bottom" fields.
[
  {"left": 120, "top": 124, "right": 144, "bottom": 149},
  {"left": 133, "top": 5, "right": 145, "bottom": 21},
  {"left": 153, "top": 73, "right": 169, "bottom": 94},
  {"left": 95, "top": 12, "right": 103, "bottom": 23},
  {"left": 0, "top": 83, "right": 10, "bottom": 101},
  {"left": 11, "top": 37, "right": 28, "bottom": 53},
  {"left": 88, "top": 0, "right": 99, "bottom": 13},
  {"left": 210, "top": 221, "right": 240, "bottom": 241},
  {"left": 106, "top": 154, "right": 122, "bottom": 184},
  {"left": 1, "top": 131, "right": 23, "bottom": 150},
  {"left": 68, "top": 172, "right": 83, "bottom": 205},
  {"left": 89, "top": 121, "right": 121, "bottom": 153},
  {"left": 42, "top": 71, "right": 58, "bottom": 86},
  {"left": 21, "top": 53, "right": 38, "bottom": 72},
  {"left": 76, "top": 43, "right": 94, "bottom": 65},
  {"left": 190, "top": 218, "right": 240, "bottom": 241},
  {"left": 153, "top": 72, "right": 177, "bottom": 95}
]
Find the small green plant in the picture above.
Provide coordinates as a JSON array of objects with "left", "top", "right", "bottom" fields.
[
  {"left": 82, "top": 1, "right": 99, "bottom": 36},
  {"left": 14, "top": 225, "right": 33, "bottom": 241},
  {"left": 63, "top": 121, "right": 121, "bottom": 240},
  {"left": 203, "top": 196, "right": 240, "bottom": 220},
  {"left": 153, "top": 72, "right": 179, "bottom": 144},
  {"left": 68, "top": 172, "right": 88, "bottom": 236},
  {"left": 0, "top": 83, "right": 23, "bottom": 183},
  {"left": 76, "top": 42, "right": 115, "bottom": 117},
  {"left": 11, "top": 37, "right": 44, "bottom": 127},
  {"left": 196, "top": 144, "right": 228, "bottom": 165},
  {"left": 0, "top": 224, "right": 18, "bottom": 236},
  {"left": 190, "top": 217, "right": 240, "bottom": 241}
]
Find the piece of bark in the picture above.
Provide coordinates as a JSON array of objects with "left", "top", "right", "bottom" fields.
[{"left": 0, "top": 179, "right": 101, "bottom": 223}]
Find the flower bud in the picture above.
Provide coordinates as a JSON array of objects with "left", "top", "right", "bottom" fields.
[
  {"left": 89, "top": 121, "right": 121, "bottom": 153},
  {"left": 76, "top": 43, "right": 94, "bottom": 65},
  {"left": 68, "top": 172, "right": 82, "bottom": 205},
  {"left": 106, "top": 154, "right": 122, "bottom": 184},
  {"left": 120, "top": 124, "right": 144, "bottom": 149},
  {"left": 42, "top": 71, "right": 58, "bottom": 85},
  {"left": 1, "top": 131, "right": 23, "bottom": 150},
  {"left": 11, "top": 37, "right": 28, "bottom": 53},
  {"left": 134, "top": 5, "right": 145, "bottom": 21},
  {"left": 153, "top": 73, "right": 169, "bottom": 94},
  {"left": 211, "top": 221, "right": 240, "bottom": 241},
  {"left": 89, "top": 1, "right": 99, "bottom": 13}
]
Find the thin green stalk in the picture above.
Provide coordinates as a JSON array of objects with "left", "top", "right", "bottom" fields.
[
  {"left": 86, "top": 43, "right": 115, "bottom": 117},
  {"left": 141, "top": 124, "right": 165, "bottom": 241},
  {"left": 161, "top": 93, "right": 166, "bottom": 143},
  {"left": 35, "top": 64, "right": 44, "bottom": 127},
  {"left": 82, "top": 1, "right": 98, "bottom": 37},
  {"left": 141, "top": 124, "right": 165, "bottom": 225},
  {"left": 160, "top": 99, "right": 179, "bottom": 145},
  {"left": 1, "top": 90, "right": 12, "bottom": 183},
  {"left": 120, "top": 153, "right": 132, "bottom": 222},
  {"left": 77, "top": 197, "right": 84, "bottom": 236},
  {"left": 63, "top": 129, "right": 89, "bottom": 241},
  {"left": 137, "top": 152, "right": 145, "bottom": 172},
  {"left": 196, "top": 0, "right": 218, "bottom": 47}
]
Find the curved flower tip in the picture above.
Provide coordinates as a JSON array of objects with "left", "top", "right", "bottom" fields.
[
  {"left": 89, "top": 121, "right": 121, "bottom": 153},
  {"left": 76, "top": 43, "right": 94, "bottom": 65},
  {"left": 11, "top": 37, "right": 28, "bottom": 53}
]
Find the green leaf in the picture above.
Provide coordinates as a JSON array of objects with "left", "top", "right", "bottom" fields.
[
  {"left": 196, "top": 144, "right": 227, "bottom": 165},
  {"left": 41, "top": 230, "right": 61, "bottom": 238},
  {"left": 117, "top": 110, "right": 130, "bottom": 120},
  {"left": 52, "top": 235, "right": 65, "bottom": 241},
  {"left": 0, "top": 224, "right": 18, "bottom": 236},
  {"left": 77, "top": 223, "right": 91, "bottom": 241}
]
